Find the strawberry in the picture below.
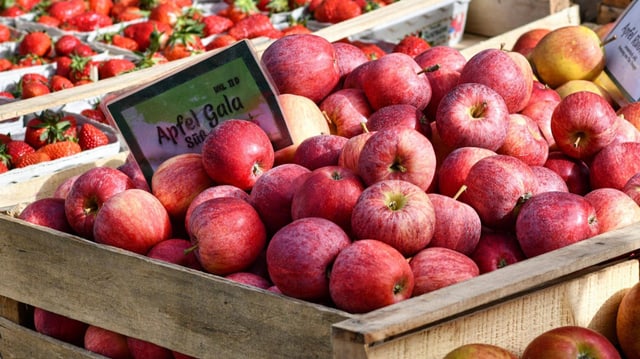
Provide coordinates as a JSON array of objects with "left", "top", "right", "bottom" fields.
[
  {"left": 54, "top": 34, "right": 82, "bottom": 57},
  {"left": 352, "top": 40, "right": 386, "bottom": 60},
  {"left": 50, "top": 74, "right": 74, "bottom": 91},
  {"left": 20, "top": 81, "right": 50, "bottom": 99},
  {"left": 281, "top": 23, "right": 312, "bottom": 36},
  {"left": 0, "top": 23, "right": 11, "bottom": 43},
  {"left": 0, "top": 58, "right": 12, "bottom": 72},
  {"left": 111, "top": 4, "right": 147, "bottom": 22},
  {"left": 227, "top": 13, "right": 277, "bottom": 40},
  {"left": 163, "top": 33, "right": 204, "bottom": 61},
  {"left": 313, "top": 0, "right": 362, "bottom": 23},
  {"left": 0, "top": 5, "right": 25, "bottom": 17},
  {"left": 392, "top": 34, "right": 431, "bottom": 58},
  {"left": 201, "top": 14, "right": 233, "bottom": 37},
  {"left": 14, "top": 151, "right": 51, "bottom": 168},
  {"left": 21, "top": 73, "right": 49, "bottom": 85},
  {"left": 0, "top": 143, "right": 12, "bottom": 170},
  {"left": 15, "top": 54, "right": 48, "bottom": 68},
  {"left": 68, "top": 55, "right": 99, "bottom": 84},
  {"left": 78, "top": 123, "right": 109, "bottom": 150},
  {"left": 0, "top": 161, "right": 8, "bottom": 173},
  {"left": 0, "top": 91, "right": 14, "bottom": 99},
  {"left": 110, "top": 34, "right": 140, "bottom": 51},
  {"left": 259, "top": 0, "right": 289, "bottom": 13},
  {"left": 89, "top": 0, "right": 114, "bottom": 16},
  {"left": 149, "top": 1, "right": 181, "bottom": 26},
  {"left": 204, "top": 34, "right": 237, "bottom": 51},
  {"left": 47, "top": 0, "right": 86, "bottom": 23},
  {"left": 18, "top": 31, "right": 53, "bottom": 58},
  {"left": 55, "top": 55, "right": 73, "bottom": 78},
  {"left": 81, "top": 108, "right": 108, "bottom": 124},
  {"left": 0, "top": 133, "right": 11, "bottom": 144},
  {"left": 5, "top": 140, "right": 35, "bottom": 166},
  {"left": 67, "top": 11, "right": 114, "bottom": 32},
  {"left": 37, "top": 140, "right": 82, "bottom": 160},
  {"left": 98, "top": 58, "right": 136, "bottom": 79},
  {"left": 124, "top": 20, "right": 172, "bottom": 52},
  {"left": 36, "top": 14, "right": 63, "bottom": 27},
  {"left": 24, "top": 110, "right": 78, "bottom": 149}
]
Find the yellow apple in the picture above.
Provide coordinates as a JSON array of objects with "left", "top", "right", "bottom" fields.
[
  {"left": 555, "top": 79, "right": 614, "bottom": 106},
  {"left": 530, "top": 25, "right": 605, "bottom": 89}
]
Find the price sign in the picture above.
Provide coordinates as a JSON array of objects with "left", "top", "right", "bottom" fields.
[
  {"left": 104, "top": 39, "right": 292, "bottom": 183},
  {"left": 603, "top": 0, "right": 640, "bottom": 103}
]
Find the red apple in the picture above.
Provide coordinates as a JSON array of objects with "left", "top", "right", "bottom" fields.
[
  {"left": 146, "top": 238, "right": 203, "bottom": 271},
  {"left": 53, "top": 174, "right": 79, "bottom": 200},
  {"left": 249, "top": 163, "right": 311, "bottom": 235},
  {"left": 188, "top": 197, "right": 266, "bottom": 275},
  {"left": 584, "top": 187, "right": 640, "bottom": 234},
  {"left": 359, "top": 52, "right": 432, "bottom": 111},
  {"left": 409, "top": 246, "right": 480, "bottom": 296},
  {"left": 84, "top": 325, "right": 132, "bottom": 359},
  {"left": 616, "top": 280, "right": 640, "bottom": 359},
  {"left": 274, "top": 93, "right": 332, "bottom": 165},
  {"left": 127, "top": 337, "right": 173, "bottom": 359},
  {"left": 522, "top": 326, "right": 621, "bottom": 359},
  {"left": 357, "top": 126, "right": 436, "bottom": 191},
  {"left": 342, "top": 59, "right": 375, "bottom": 90},
  {"left": 291, "top": 165, "right": 365, "bottom": 235},
  {"left": 623, "top": 172, "right": 640, "bottom": 206},
  {"left": 527, "top": 80, "right": 562, "bottom": 105},
  {"left": 351, "top": 179, "right": 436, "bottom": 257},
  {"left": 550, "top": 91, "right": 617, "bottom": 161},
  {"left": 201, "top": 119, "right": 274, "bottom": 191},
  {"left": 225, "top": 271, "right": 271, "bottom": 289},
  {"left": 422, "top": 66, "right": 461, "bottom": 121},
  {"left": 462, "top": 154, "right": 538, "bottom": 230},
  {"left": 65, "top": 166, "right": 135, "bottom": 240},
  {"left": 367, "top": 103, "right": 429, "bottom": 137},
  {"left": 520, "top": 99, "right": 559, "bottom": 150},
  {"left": 184, "top": 184, "right": 250, "bottom": 238},
  {"left": 93, "top": 188, "right": 172, "bottom": 255},
  {"left": 435, "top": 82, "right": 510, "bottom": 151},
  {"left": 337, "top": 130, "right": 374, "bottom": 175},
  {"left": 319, "top": 88, "right": 372, "bottom": 138},
  {"left": 543, "top": 151, "right": 591, "bottom": 195},
  {"left": 511, "top": 28, "right": 551, "bottom": 60},
  {"left": 470, "top": 230, "right": 526, "bottom": 274},
  {"left": 413, "top": 45, "right": 467, "bottom": 73},
  {"left": 261, "top": 33, "right": 340, "bottom": 103},
  {"left": 151, "top": 153, "right": 214, "bottom": 222},
  {"left": 458, "top": 48, "right": 533, "bottom": 113},
  {"left": 118, "top": 158, "right": 151, "bottom": 192},
  {"left": 33, "top": 307, "right": 88, "bottom": 347},
  {"left": 266, "top": 217, "right": 351, "bottom": 302},
  {"left": 329, "top": 239, "right": 414, "bottom": 313},
  {"left": 426, "top": 193, "right": 481, "bottom": 256},
  {"left": 589, "top": 141, "right": 640, "bottom": 190},
  {"left": 292, "top": 133, "right": 348, "bottom": 170},
  {"left": 515, "top": 191, "right": 599, "bottom": 258},
  {"left": 437, "top": 146, "right": 497, "bottom": 201},
  {"left": 18, "top": 197, "right": 73, "bottom": 234},
  {"left": 332, "top": 41, "right": 370, "bottom": 88},
  {"left": 612, "top": 115, "right": 640, "bottom": 145},
  {"left": 497, "top": 113, "right": 549, "bottom": 166},
  {"left": 617, "top": 102, "right": 640, "bottom": 132},
  {"left": 443, "top": 343, "right": 518, "bottom": 358},
  {"left": 531, "top": 165, "right": 569, "bottom": 193}
]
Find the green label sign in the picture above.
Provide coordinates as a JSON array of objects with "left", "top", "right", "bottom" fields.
[{"left": 104, "top": 39, "right": 292, "bottom": 182}]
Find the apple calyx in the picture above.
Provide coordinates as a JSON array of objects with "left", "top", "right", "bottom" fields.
[
  {"left": 82, "top": 197, "right": 100, "bottom": 216},
  {"left": 331, "top": 170, "right": 343, "bottom": 181},
  {"left": 388, "top": 158, "right": 407, "bottom": 174},
  {"left": 497, "top": 258, "right": 508, "bottom": 269},
  {"left": 470, "top": 101, "right": 489, "bottom": 118},
  {"left": 393, "top": 281, "right": 404, "bottom": 295},
  {"left": 384, "top": 192, "right": 407, "bottom": 211}
]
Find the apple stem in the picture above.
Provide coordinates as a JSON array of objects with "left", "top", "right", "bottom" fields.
[
  {"left": 602, "top": 35, "right": 617, "bottom": 47},
  {"left": 360, "top": 120, "right": 370, "bottom": 133},
  {"left": 417, "top": 64, "right": 440, "bottom": 75},
  {"left": 573, "top": 135, "right": 581, "bottom": 148},
  {"left": 184, "top": 243, "right": 198, "bottom": 254},
  {"left": 453, "top": 185, "right": 467, "bottom": 201}
]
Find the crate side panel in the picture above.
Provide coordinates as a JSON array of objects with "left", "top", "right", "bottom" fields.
[
  {"left": 0, "top": 216, "right": 351, "bottom": 359},
  {"left": 355, "top": 259, "right": 638, "bottom": 359}
]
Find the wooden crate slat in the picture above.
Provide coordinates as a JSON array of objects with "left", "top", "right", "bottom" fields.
[
  {"left": 332, "top": 221, "right": 640, "bottom": 346},
  {"left": 0, "top": 215, "right": 351, "bottom": 359}
]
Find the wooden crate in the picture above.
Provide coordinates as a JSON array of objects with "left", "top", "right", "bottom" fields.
[
  {"left": 464, "top": 0, "right": 572, "bottom": 37},
  {"left": 0, "top": 215, "right": 639, "bottom": 358}
]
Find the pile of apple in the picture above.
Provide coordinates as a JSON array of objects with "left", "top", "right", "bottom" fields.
[{"left": 10, "top": 24, "right": 640, "bottom": 357}]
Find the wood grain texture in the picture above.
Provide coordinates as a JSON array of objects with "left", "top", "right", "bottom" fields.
[{"left": 0, "top": 215, "right": 351, "bottom": 359}]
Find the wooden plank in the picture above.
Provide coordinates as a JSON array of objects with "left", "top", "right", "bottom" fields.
[
  {"left": 332, "top": 221, "right": 640, "bottom": 348},
  {"left": 0, "top": 297, "right": 30, "bottom": 325},
  {"left": 460, "top": 5, "right": 581, "bottom": 59},
  {"left": 336, "top": 259, "right": 638, "bottom": 359},
  {"left": 0, "top": 317, "right": 106, "bottom": 359},
  {"left": 465, "top": 0, "right": 572, "bottom": 37},
  {"left": 0, "top": 215, "right": 351, "bottom": 359}
]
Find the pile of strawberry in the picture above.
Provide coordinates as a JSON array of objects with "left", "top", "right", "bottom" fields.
[{"left": 0, "top": 109, "right": 110, "bottom": 173}]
